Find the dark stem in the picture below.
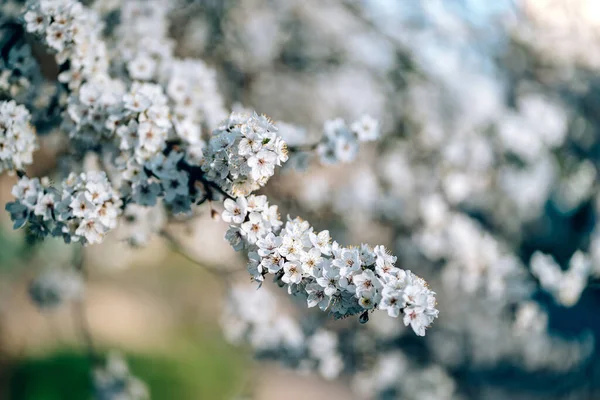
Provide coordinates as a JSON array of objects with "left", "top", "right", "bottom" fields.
[
  {"left": 288, "top": 142, "right": 320, "bottom": 153},
  {"left": 202, "top": 177, "right": 236, "bottom": 201},
  {"left": 163, "top": 153, "right": 236, "bottom": 201}
]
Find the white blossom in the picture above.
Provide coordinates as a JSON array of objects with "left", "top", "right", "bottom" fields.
[
  {"left": 203, "top": 112, "right": 288, "bottom": 196},
  {"left": 94, "top": 352, "right": 149, "bottom": 400},
  {"left": 7, "top": 171, "right": 121, "bottom": 245},
  {"left": 29, "top": 268, "right": 84, "bottom": 310},
  {"left": 223, "top": 194, "right": 438, "bottom": 334},
  {"left": 0, "top": 101, "right": 38, "bottom": 173}
]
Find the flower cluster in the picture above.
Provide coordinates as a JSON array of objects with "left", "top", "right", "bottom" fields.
[
  {"left": 317, "top": 115, "right": 380, "bottom": 165},
  {"left": 0, "top": 100, "right": 37, "bottom": 173},
  {"left": 65, "top": 77, "right": 125, "bottom": 144},
  {"left": 65, "top": 79, "right": 215, "bottom": 214},
  {"left": 511, "top": 301, "right": 594, "bottom": 371},
  {"left": 6, "top": 171, "right": 121, "bottom": 244},
  {"left": 66, "top": 80, "right": 172, "bottom": 162},
  {"left": 221, "top": 284, "right": 304, "bottom": 352},
  {"left": 530, "top": 251, "right": 591, "bottom": 307},
  {"left": 23, "top": 0, "right": 108, "bottom": 89},
  {"left": 307, "top": 329, "right": 345, "bottom": 379},
  {"left": 223, "top": 195, "right": 438, "bottom": 335},
  {"left": 0, "top": 22, "right": 46, "bottom": 107},
  {"left": 93, "top": 352, "right": 149, "bottom": 400},
  {"left": 221, "top": 284, "right": 344, "bottom": 380},
  {"left": 66, "top": 82, "right": 289, "bottom": 216},
  {"left": 113, "top": 0, "right": 174, "bottom": 83},
  {"left": 415, "top": 197, "right": 528, "bottom": 299},
  {"left": 165, "top": 59, "right": 227, "bottom": 132},
  {"left": 28, "top": 268, "right": 84, "bottom": 310},
  {"left": 0, "top": 3, "right": 64, "bottom": 133},
  {"left": 124, "top": 150, "right": 201, "bottom": 215},
  {"left": 110, "top": 82, "right": 173, "bottom": 161},
  {"left": 109, "top": 0, "right": 226, "bottom": 138},
  {"left": 203, "top": 112, "right": 288, "bottom": 196},
  {"left": 353, "top": 353, "right": 458, "bottom": 400},
  {"left": 0, "top": 2, "right": 458, "bottom": 398}
]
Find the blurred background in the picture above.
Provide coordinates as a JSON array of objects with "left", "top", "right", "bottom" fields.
[{"left": 4, "top": 0, "right": 600, "bottom": 399}]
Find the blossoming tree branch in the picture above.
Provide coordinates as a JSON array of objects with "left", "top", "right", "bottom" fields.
[{"left": 0, "top": 0, "right": 439, "bottom": 394}]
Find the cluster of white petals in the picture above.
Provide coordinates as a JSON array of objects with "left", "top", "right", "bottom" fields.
[
  {"left": 111, "top": 82, "right": 173, "bottom": 162},
  {"left": 0, "top": 19, "right": 48, "bottom": 111},
  {"left": 165, "top": 59, "right": 228, "bottom": 132},
  {"left": 0, "top": 100, "right": 37, "bottom": 173},
  {"left": 0, "top": 1, "right": 456, "bottom": 398},
  {"left": 223, "top": 194, "right": 438, "bottom": 335},
  {"left": 67, "top": 80, "right": 172, "bottom": 162},
  {"left": 114, "top": 0, "right": 173, "bottom": 83},
  {"left": 317, "top": 115, "right": 380, "bottom": 165},
  {"left": 24, "top": 0, "right": 108, "bottom": 89},
  {"left": 221, "top": 284, "right": 344, "bottom": 380},
  {"left": 530, "top": 250, "right": 591, "bottom": 307},
  {"left": 6, "top": 171, "right": 121, "bottom": 244},
  {"left": 93, "top": 352, "right": 149, "bottom": 400},
  {"left": 65, "top": 77, "right": 125, "bottom": 143},
  {"left": 222, "top": 284, "right": 304, "bottom": 351},
  {"left": 28, "top": 268, "right": 84, "bottom": 309},
  {"left": 109, "top": 0, "right": 226, "bottom": 147},
  {"left": 203, "top": 112, "right": 289, "bottom": 196}
]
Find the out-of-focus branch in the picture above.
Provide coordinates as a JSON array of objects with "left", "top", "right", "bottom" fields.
[
  {"left": 72, "top": 245, "right": 101, "bottom": 366},
  {"left": 160, "top": 230, "right": 242, "bottom": 281},
  {"left": 288, "top": 142, "right": 320, "bottom": 153},
  {"left": 341, "top": 1, "right": 409, "bottom": 52}
]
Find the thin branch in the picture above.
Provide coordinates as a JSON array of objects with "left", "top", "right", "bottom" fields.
[
  {"left": 72, "top": 245, "right": 102, "bottom": 367},
  {"left": 73, "top": 296, "right": 101, "bottom": 366},
  {"left": 341, "top": 1, "right": 409, "bottom": 52},
  {"left": 204, "top": 179, "right": 236, "bottom": 201},
  {"left": 288, "top": 141, "right": 320, "bottom": 153},
  {"left": 160, "top": 230, "right": 242, "bottom": 281}
]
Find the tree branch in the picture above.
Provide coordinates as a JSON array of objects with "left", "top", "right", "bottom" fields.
[
  {"left": 160, "top": 230, "right": 242, "bottom": 281},
  {"left": 288, "top": 141, "right": 320, "bottom": 153},
  {"left": 72, "top": 245, "right": 102, "bottom": 366}
]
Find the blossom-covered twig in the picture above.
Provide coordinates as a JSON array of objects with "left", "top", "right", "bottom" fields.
[
  {"left": 285, "top": 115, "right": 380, "bottom": 165},
  {"left": 222, "top": 194, "right": 439, "bottom": 336},
  {"left": 0, "top": 1, "right": 454, "bottom": 398}
]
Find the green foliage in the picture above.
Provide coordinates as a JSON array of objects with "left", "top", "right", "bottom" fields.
[
  {"left": 8, "top": 352, "right": 92, "bottom": 400},
  {"left": 8, "top": 339, "right": 246, "bottom": 400}
]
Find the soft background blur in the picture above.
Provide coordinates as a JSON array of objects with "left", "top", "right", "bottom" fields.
[{"left": 4, "top": 0, "right": 600, "bottom": 399}]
